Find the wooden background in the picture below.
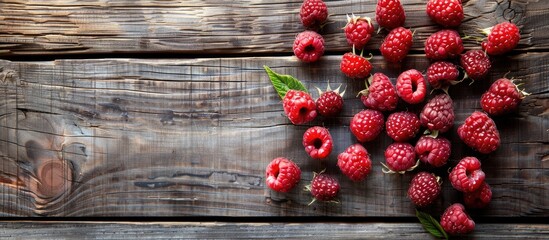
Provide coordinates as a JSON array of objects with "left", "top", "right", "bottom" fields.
[{"left": 0, "top": 0, "right": 548, "bottom": 238}]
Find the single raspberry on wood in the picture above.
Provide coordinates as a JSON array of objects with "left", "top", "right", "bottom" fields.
[
  {"left": 380, "top": 27, "right": 413, "bottom": 63},
  {"left": 300, "top": 0, "right": 328, "bottom": 29},
  {"left": 376, "top": 0, "right": 406, "bottom": 30},
  {"left": 464, "top": 182, "right": 492, "bottom": 209},
  {"left": 350, "top": 109, "right": 385, "bottom": 142},
  {"left": 426, "top": 0, "right": 464, "bottom": 27},
  {"left": 425, "top": 29, "right": 464, "bottom": 60},
  {"left": 426, "top": 61, "right": 460, "bottom": 91},
  {"left": 415, "top": 135, "right": 451, "bottom": 168},
  {"left": 386, "top": 111, "right": 420, "bottom": 142},
  {"left": 344, "top": 14, "right": 375, "bottom": 50},
  {"left": 265, "top": 157, "right": 301, "bottom": 193},
  {"left": 449, "top": 156, "right": 485, "bottom": 192},
  {"left": 480, "top": 78, "right": 528, "bottom": 116},
  {"left": 440, "top": 203, "right": 475, "bottom": 235},
  {"left": 359, "top": 73, "right": 399, "bottom": 112},
  {"left": 460, "top": 50, "right": 491, "bottom": 81},
  {"left": 420, "top": 93, "right": 455, "bottom": 134},
  {"left": 315, "top": 84, "right": 345, "bottom": 117},
  {"left": 302, "top": 126, "right": 333, "bottom": 160},
  {"left": 337, "top": 143, "right": 372, "bottom": 182},
  {"left": 283, "top": 90, "right": 317, "bottom": 125},
  {"left": 457, "top": 111, "right": 500, "bottom": 154},
  {"left": 383, "top": 142, "right": 419, "bottom": 174},
  {"left": 293, "top": 30, "right": 325, "bottom": 63},
  {"left": 396, "top": 69, "right": 427, "bottom": 104},
  {"left": 306, "top": 171, "right": 340, "bottom": 203},
  {"left": 340, "top": 51, "right": 372, "bottom": 79},
  {"left": 481, "top": 22, "right": 521, "bottom": 56},
  {"left": 408, "top": 171, "right": 442, "bottom": 207}
]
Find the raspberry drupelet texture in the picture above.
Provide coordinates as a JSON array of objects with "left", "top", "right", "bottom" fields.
[
  {"left": 283, "top": 90, "right": 317, "bottom": 125},
  {"left": 359, "top": 73, "right": 399, "bottom": 112},
  {"left": 350, "top": 109, "right": 385, "bottom": 142},
  {"left": 420, "top": 93, "right": 455, "bottom": 134},
  {"left": 482, "top": 22, "right": 520, "bottom": 56},
  {"left": 464, "top": 182, "right": 493, "bottom": 209},
  {"left": 396, "top": 69, "right": 427, "bottom": 104},
  {"left": 376, "top": 0, "right": 406, "bottom": 30},
  {"left": 426, "top": 61, "right": 459, "bottom": 90},
  {"left": 425, "top": 29, "right": 464, "bottom": 60},
  {"left": 340, "top": 52, "right": 372, "bottom": 79},
  {"left": 308, "top": 172, "right": 340, "bottom": 202},
  {"left": 293, "top": 31, "right": 325, "bottom": 63},
  {"left": 408, "top": 171, "right": 442, "bottom": 207},
  {"left": 344, "top": 14, "right": 375, "bottom": 50},
  {"left": 300, "top": 0, "right": 328, "bottom": 29},
  {"left": 480, "top": 78, "right": 526, "bottom": 116},
  {"left": 461, "top": 50, "right": 491, "bottom": 81},
  {"left": 303, "top": 126, "right": 333, "bottom": 160},
  {"left": 265, "top": 157, "right": 301, "bottom": 192},
  {"left": 415, "top": 135, "right": 451, "bottom": 167},
  {"left": 386, "top": 111, "right": 420, "bottom": 142},
  {"left": 440, "top": 203, "right": 476, "bottom": 235},
  {"left": 449, "top": 156, "right": 486, "bottom": 193},
  {"left": 426, "top": 0, "right": 464, "bottom": 27},
  {"left": 380, "top": 27, "right": 413, "bottom": 63},
  {"left": 457, "top": 111, "right": 500, "bottom": 154},
  {"left": 384, "top": 142, "right": 418, "bottom": 173},
  {"left": 337, "top": 143, "right": 372, "bottom": 182}
]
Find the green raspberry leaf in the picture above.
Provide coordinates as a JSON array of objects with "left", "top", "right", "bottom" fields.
[
  {"left": 264, "top": 65, "right": 308, "bottom": 100},
  {"left": 416, "top": 209, "right": 449, "bottom": 239}
]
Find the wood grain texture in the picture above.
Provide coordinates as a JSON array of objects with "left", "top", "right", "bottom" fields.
[
  {"left": 0, "top": 221, "right": 548, "bottom": 239},
  {"left": 0, "top": 53, "right": 547, "bottom": 217},
  {"left": 0, "top": 0, "right": 547, "bottom": 56}
]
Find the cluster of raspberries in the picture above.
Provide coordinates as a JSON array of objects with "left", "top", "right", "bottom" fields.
[{"left": 267, "top": 0, "right": 526, "bottom": 237}]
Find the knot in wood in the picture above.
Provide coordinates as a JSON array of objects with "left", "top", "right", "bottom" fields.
[{"left": 36, "top": 160, "right": 72, "bottom": 199}]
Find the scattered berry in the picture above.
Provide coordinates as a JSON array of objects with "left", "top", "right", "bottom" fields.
[
  {"left": 426, "top": 0, "right": 464, "bottom": 27},
  {"left": 449, "top": 157, "right": 485, "bottom": 192},
  {"left": 337, "top": 143, "right": 372, "bottom": 182},
  {"left": 293, "top": 31, "right": 325, "bottom": 63},
  {"left": 316, "top": 84, "right": 345, "bottom": 117},
  {"left": 383, "top": 142, "right": 418, "bottom": 174},
  {"left": 408, "top": 172, "right": 442, "bottom": 207},
  {"left": 300, "top": 0, "right": 328, "bottom": 29},
  {"left": 460, "top": 50, "right": 491, "bottom": 81},
  {"left": 396, "top": 69, "right": 427, "bottom": 104},
  {"left": 344, "top": 14, "right": 375, "bottom": 50},
  {"left": 340, "top": 51, "right": 372, "bottom": 79},
  {"left": 480, "top": 78, "right": 527, "bottom": 116},
  {"left": 420, "top": 94, "right": 455, "bottom": 134},
  {"left": 380, "top": 27, "right": 413, "bottom": 63},
  {"left": 303, "top": 126, "right": 333, "bottom": 160},
  {"left": 440, "top": 203, "right": 476, "bottom": 235},
  {"left": 457, "top": 111, "right": 500, "bottom": 154},
  {"left": 464, "top": 182, "right": 493, "bottom": 209},
  {"left": 283, "top": 90, "right": 317, "bottom": 125},
  {"left": 359, "top": 73, "right": 399, "bottom": 112},
  {"left": 386, "top": 111, "right": 420, "bottom": 142},
  {"left": 265, "top": 157, "right": 301, "bottom": 192},
  {"left": 376, "top": 0, "right": 406, "bottom": 30},
  {"left": 425, "top": 29, "right": 464, "bottom": 60},
  {"left": 350, "top": 109, "right": 385, "bottom": 142},
  {"left": 307, "top": 171, "right": 340, "bottom": 203},
  {"left": 482, "top": 22, "right": 520, "bottom": 56},
  {"left": 426, "top": 61, "right": 460, "bottom": 91},
  {"left": 415, "top": 135, "right": 451, "bottom": 168}
]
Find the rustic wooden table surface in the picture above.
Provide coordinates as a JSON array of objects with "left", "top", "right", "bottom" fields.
[{"left": 0, "top": 0, "right": 548, "bottom": 239}]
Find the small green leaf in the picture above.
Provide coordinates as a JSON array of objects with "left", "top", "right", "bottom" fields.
[
  {"left": 416, "top": 210, "right": 449, "bottom": 239},
  {"left": 264, "top": 65, "right": 308, "bottom": 99}
]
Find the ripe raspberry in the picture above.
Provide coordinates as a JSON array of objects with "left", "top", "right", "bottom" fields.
[
  {"left": 460, "top": 50, "right": 491, "bottom": 81},
  {"left": 440, "top": 203, "right": 475, "bottom": 235},
  {"left": 340, "top": 52, "right": 372, "bottom": 79},
  {"left": 316, "top": 85, "right": 345, "bottom": 117},
  {"left": 359, "top": 73, "right": 399, "bottom": 112},
  {"left": 425, "top": 30, "right": 464, "bottom": 60},
  {"left": 449, "top": 157, "right": 485, "bottom": 192},
  {"left": 407, "top": 172, "right": 442, "bottom": 207},
  {"left": 306, "top": 172, "right": 340, "bottom": 202},
  {"left": 420, "top": 94, "right": 454, "bottom": 134},
  {"left": 482, "top": 22, "right": 520, "bottom": 56},
  {"left": 457, "top": 111, "right": 500, "bottom": 154},
  {"left": 283, "top": 90, "right": 317, "bottom": 125},
  {"left": 386, "top": 111, "right": 420, "bottom": 142},
  {"left": 376, "top": 0, "right": 405, "bottom": 30},
  {"left": 265, "top": 157, "right": 301, "bottom": 193},
  {"left": 383, "top": 142, "right": 418, "bottom": 174},
  {"left": 300, "top": 0, "right": 328, "bottom": 29},
  {"left": 293, "top": 31, "right": 325, "bottom": 63},
  {"left": 396, "top": 69, "right": 427, "bottom": 104},
  {"left": 415, "top": 135, "right": 451, "bottom": 168},
  {"left": 426, "top": 0, "right": 464, "bottom": 27},
  {"left": 344, "top": 14, "right": 375, "bottom": 50},
  {"left": 337, "top": 143, "right": 372, "bottom": 182},
  {"left": 350, "top": 109, "right": 384, "bottom": 142},
  {"left": 464, "top": 182, "right": 492, "bottom": 209},
  {"left": 303, "top": 126, "right": 333, "bottom": 160},
  {"left": 426, "top": 61, "right": 459, "bottom": 91},
  {"left": 380, "top": 27, "right": 413, "bottom": 63},
  {"left": 480, "top": 78, "right": 527, "bottom": 116}
]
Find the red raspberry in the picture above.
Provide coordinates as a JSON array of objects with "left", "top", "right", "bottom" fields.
[
  {"left": 265, "top": 157, "right": 301, "bottom": 192},
  {"left": 407, "top": 172, "right": 442, "bottom": 207},
  {"left": 480, "top": 78, "right": 527, "bottom": 116},
  {"left": 337, "top": 143, "right": 372, "bottom": 182},
  {"left": 302, "top": 126, "right": 333, "bottom": 160},
  {"left": 482, "top": 22, "right": 520, "bottom": 56},
  {"left": 426, "top": 0, "right": 464, "bottom": 27},
  {"left": 340, "top": 52, "right": 372, "bottom": 79},
  {"left": 415, "top": 135, "right": 451, "bottom": 168},
  {"left": 396, "top": 69, "right": 427, "bottom": 104},
  {"left": 380, "top": 27, "right": 413, "bottom": 63},
  {"left": 306, "top": 172, "right": 340, "bottom": 202},
  {"left": 440, "top": 203, "right": 475, "bottom": 235},
  {"left": 420, "top": 94, "right": 455, "bottom": 134},
  {"left": 449, "top": 157, "right": 485, "bottom": 192},
  {"left": 464, "top": 182, "right": 492, "bottom": 209},
  {"left": 460, "top": 50, "right": 491, "bottom": 81},
  {"left": 383, "top": 142, "right": 418, "bottom": 174},
  {"left": 426, "top": 61, "right": 459, "bottom": 91},
  {"left": 386, "top": 111, "right": 420, "bottom": 142},
  {"left": 359, "top": 73, "right": 399, "bottom": 112},
  {"left": 376, "top": 0, "right": 405, "bottom": 30},
  {"left": 283, "top": 90, "right": 317, "bottom": 125},
  {"left": 350, "top": 109, "right": 385, "bottom": 142},
  {"left": 344, "top": 14, "right": 374, "bottom": 50},
  {"left": 293, "top": 31, "right": 325, "bottom": 63},
  {"left": 425, "top": 29, "right": 464, "bottom": 60},
  {"left": 316, "top": 85, "right": 345, "bottom": 117},
  {"left": 300, "top": 0, "right": 328, "bottom": 29},
  {"left": 457, "top": 111, "right": 500, "bottom": 154}
]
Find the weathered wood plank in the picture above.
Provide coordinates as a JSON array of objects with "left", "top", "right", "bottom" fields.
[
  {"left": 0, "top": 54, "right": 547, "bottom": 217},
  {"left": 0, "top": 221, "right": 548, "bottom": 239},
  {"left": 0, "top": 0, "right": 547, "bottom": 56}
]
